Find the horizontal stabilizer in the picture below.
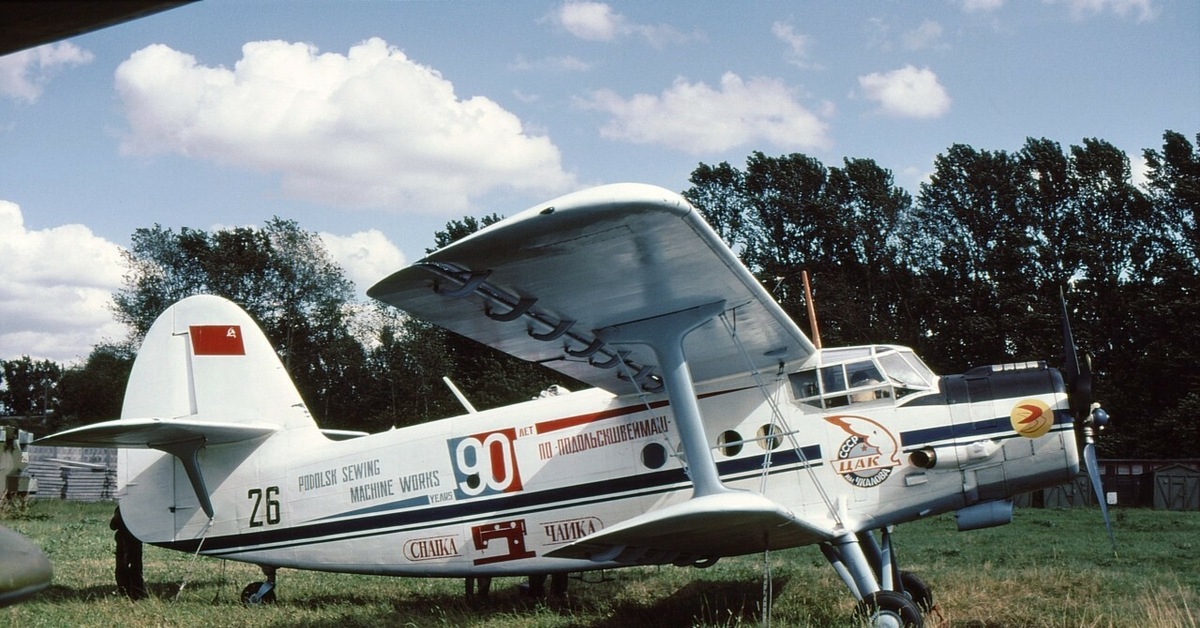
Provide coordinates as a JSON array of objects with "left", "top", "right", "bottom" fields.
[
  {"left": 37, "top": 418, "right": 277, "bottom": 521},
  {"left": 37, "top": 418, "right": 277, "bottom": 449},
  {"left": 545, "top": 492, "right": 834, "bottom": 565}
]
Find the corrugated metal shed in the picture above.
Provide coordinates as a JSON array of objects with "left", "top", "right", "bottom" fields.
[{"left": 25, "top": 446, "right": 118, "bottom": 502}]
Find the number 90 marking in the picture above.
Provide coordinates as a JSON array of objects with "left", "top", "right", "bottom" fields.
[{"left": 451, "top": 429, "right": 523, "bottom": 497}]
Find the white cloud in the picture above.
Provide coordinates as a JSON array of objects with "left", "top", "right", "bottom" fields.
[
  {"left": 772, "top": 22, "right": 821, "bottom": 70},
  {"left": 1048, "top": 0, "right": 1157, "bottom": 21},
  {"left": 318, "top": 230, "right": 407, "bottom": 297},
  {"left": 902, "top": 20, "right": 945, "bottom": 51},
  {"left": 0, "top": 42, "right": 94, "bottom": 103},
  {"left": 547, "top": 2, "right": 698, "bottom": 48},
  {"left": 858, "top": 65, "right": 952, "bottom": 119},
  {"left": 508, "top": 55, "right": 592, "bottom": 72},
  {"left": 556, "top": 1, "right": 623, "bottom": 41},
  {"left": 0, "top": 201, "right": 125, "bottom": 364},
  {"left": 578, "top": 72, "right": 830, "bottom": 155},
  {"left": 114, "top": 38, "right": 575, "bottom": 216},
  {"left": 962, "top": 0, "right": 1005, "bottom": 12}
]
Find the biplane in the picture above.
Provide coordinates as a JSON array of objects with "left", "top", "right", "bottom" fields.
[{"left": 39, "top": 183, "right": 1111, "bottom": 626}]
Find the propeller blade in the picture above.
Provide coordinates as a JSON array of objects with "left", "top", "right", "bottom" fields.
[
  {"left": 1083, "top": 442, "right": 1116, "bottom": 552},
  {"left": 1060, "top": 290, "right": 1080, "bottom": 385},
  {"left": 1060, "top": 289, "right": 1092, "bottom": 417}
]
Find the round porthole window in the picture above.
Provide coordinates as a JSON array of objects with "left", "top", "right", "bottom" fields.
[
  {"left": 717, "top": 430, "right": 743, "bottom": 457},
  {"left": 641, "top": 442, "right": 667, "bottom": 469},
  {"left": 757, "top": 424, "right": 781, "bottom": 450}
]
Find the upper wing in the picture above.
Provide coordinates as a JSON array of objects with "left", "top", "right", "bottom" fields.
[{"left": 368, "top": 183, "right": 816, "bottom": 394}]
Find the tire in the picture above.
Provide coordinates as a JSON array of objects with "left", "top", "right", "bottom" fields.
[
  {"left": 857, "top": 590, "right": 924, "bottom": 628},
  {"left": 899, "top": 570, "right": 934, "bottom": 612}
]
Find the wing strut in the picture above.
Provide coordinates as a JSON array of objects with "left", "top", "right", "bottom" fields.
[{"left": 597, "top": 300, "right": 728, "bottom": 497}]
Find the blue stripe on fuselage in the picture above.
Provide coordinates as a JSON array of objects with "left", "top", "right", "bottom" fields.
[
  {"left": 157, "top": 444, "right": 824, "bottom": 556},
  {"left": 899, "top": 410, "right": 1073, "bottom": 449}
]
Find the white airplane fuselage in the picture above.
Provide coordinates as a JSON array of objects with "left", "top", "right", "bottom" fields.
[{"left": 119, "top": 358, "right": 1077, "bottom": 577}]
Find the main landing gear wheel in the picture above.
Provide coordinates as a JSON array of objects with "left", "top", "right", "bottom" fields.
[
  {"left": 858, "top": 590, "right": 924, "bottom": 628},
  {"left": 241, "top": 581, "right": 277, "bottom": 605},
  {"left": 899, "top": 570, "right": 934, "bottom": 612}
]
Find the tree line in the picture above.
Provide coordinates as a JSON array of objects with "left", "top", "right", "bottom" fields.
[{"left": 2, "top": 130, "right": 1195, "bottom": 458}]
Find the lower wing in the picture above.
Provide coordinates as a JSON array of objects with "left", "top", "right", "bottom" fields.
[{"left": 545, "top": 491, "right": 835, "bottom": 566}]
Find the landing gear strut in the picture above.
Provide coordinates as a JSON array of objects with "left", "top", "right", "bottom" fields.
[
  {"left": 241, "top": 566, "right": 277, "bottom": 605},
  {"left": 820, "top": 528, "right": 933, "bottom": 627}
]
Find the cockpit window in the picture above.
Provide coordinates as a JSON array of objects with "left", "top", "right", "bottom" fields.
[
  {"left": 820, "top": 365, "right": 847, "bottom": 393},
  {"left": 788, "top": 345, "right": 935, "bottom": 410},
  {"left": 878, "top": 351, "right": 933, "bottom": 388},
  {"left": 847, "top": 361, "right": 884, "bottom": 388}
]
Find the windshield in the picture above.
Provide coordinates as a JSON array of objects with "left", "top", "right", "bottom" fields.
[{"left": 878, "top": 350, "right": 934, "bottom": 388}]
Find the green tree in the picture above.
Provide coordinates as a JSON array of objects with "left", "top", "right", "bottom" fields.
[
  {"left": 429, "top": 214, "right": 504, "bottom": 253},
  {"left": 909, "top": 144, "right": 1034, "bottom": 371},
  {"left": 374, "top": 215, "right": 583, "bottom": 418},
  {"left": 682, "top": 133, "right": 1196, "bottom": 460},
  {"left": 1110, "top": 131, "right": 1200, "bottom": 457},
  {"left": 685, "top": 153, "right": 916, "bottom": 349},
  {"left": 113, "top": 218, "right": 369, "bottom": 428},
  {"left": 0, "top": 357, "right": 61, "bottom": 420},
  {"left": 53, "top": 343, "right": 135, "bottom": 433},
  {"left": 364, "top": 310, "right": 459, "bottom": 429}
]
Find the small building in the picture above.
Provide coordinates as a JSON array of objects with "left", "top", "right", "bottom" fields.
[
  {"left": 1152, "top": 464, "right": 1200, "bottom": 511},
  {"left": 1018, "top": 459, "right": 1200, "bottom": 509}
]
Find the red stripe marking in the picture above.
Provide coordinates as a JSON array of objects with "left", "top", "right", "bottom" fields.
[{"left": 532, "top": 387, "right": 752, "bottom": 434}]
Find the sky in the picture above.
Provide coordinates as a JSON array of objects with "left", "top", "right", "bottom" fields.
[{"left": 1, "top": 0, "right": 1197, "bottom": 365}]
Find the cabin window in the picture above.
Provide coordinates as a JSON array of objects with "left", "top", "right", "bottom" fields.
[
  {"left": 718, "top": 430, "right": 743, "bottom": 457},
  {"left": 790, "top": 369, "right": 819, "bottom": 400},
  {"left": 757, "top": 424, "right": 781, "bottom": 450},
  {"left": 641, "top": 443, "right": 666, "bottom": 469}
]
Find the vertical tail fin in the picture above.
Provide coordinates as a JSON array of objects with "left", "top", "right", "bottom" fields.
[
  {"left": 38, "top": 295, "right": 319, "bottom": 523},
  {"left": 121, "top": 294, "right": 318, "bottom": 432}
]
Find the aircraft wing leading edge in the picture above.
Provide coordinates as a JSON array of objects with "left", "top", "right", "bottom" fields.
[
  {"left": 37, "top": 418, "right": 278, "bottom": 520},
  {"left": 368, "top": 183, "right": 817, "bottom": 394},
  {"left": 36, "top": 418, "right": 277, "bottom": 449}
]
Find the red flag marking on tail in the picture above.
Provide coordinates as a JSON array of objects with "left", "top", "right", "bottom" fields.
[{"left": 190, "top": 325, "right": 245, "bottom": 356}]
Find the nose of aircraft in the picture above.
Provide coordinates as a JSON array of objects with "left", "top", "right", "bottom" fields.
[{"left": 0, "top": 525, "right": 53, "bottom": 607}]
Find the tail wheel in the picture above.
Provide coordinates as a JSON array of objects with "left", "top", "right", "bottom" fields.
[
  {"left": 899, "top": 570, "right": 934, "bottom": 612},
  {"left": 858, "top": 590, "right": 924, "bottom": 628},
  {"left": 241, "top": 581, "right": 277, "bottom": 605}
]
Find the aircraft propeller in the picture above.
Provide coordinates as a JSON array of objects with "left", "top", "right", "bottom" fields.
[{"left": 1060, "top": 291, "right": 1116, "bottom": 551}]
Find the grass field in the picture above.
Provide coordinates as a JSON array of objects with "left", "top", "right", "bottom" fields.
[{"left": 3, "top": 500, "right": 1197, "bottom": 627}]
